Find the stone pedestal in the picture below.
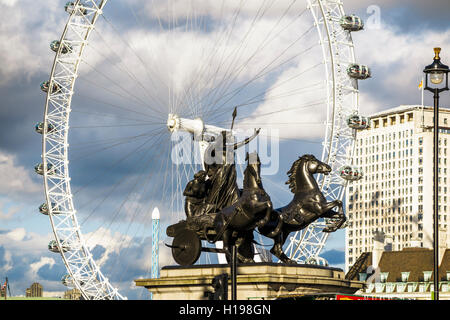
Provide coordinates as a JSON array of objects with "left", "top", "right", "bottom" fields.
[{"left": 135, "top": 263, "right": 364, "bottom": 300}]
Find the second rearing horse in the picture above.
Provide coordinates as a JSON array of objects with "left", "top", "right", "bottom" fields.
[
  {"left": 213, "top": 152, "right": 272, "bottom": 263},
  {"left": 258, "top": 154, "right": 345, "bottom": 264}
]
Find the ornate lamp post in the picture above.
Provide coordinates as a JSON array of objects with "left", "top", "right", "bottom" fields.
[{"left": 423, "top": 47, "right": 449, "bottom": 301}]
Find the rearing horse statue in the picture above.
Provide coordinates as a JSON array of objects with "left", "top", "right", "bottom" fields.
[
  {"left": 258, "top": 154, "right": 345, "bottom": 264},
  {"left": 213, "top": 152, "right": 272, "bottom": 263}
]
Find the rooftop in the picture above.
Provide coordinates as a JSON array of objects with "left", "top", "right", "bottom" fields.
[
  {"left": 348, "top": 248, "right": 450, "bottom": 283},
  {"left": 369, "top": 105, "right": 450, "bottom": 119}
]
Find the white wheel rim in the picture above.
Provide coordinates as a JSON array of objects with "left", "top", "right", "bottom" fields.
[
  {"left": 40, "top": 0, "right": 362, "bottom": 299},
  {"left": 284, "top": 0, "right": 359, "bottom": 263}
]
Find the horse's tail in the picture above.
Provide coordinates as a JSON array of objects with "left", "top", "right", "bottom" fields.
[
  {"left": 266, "top": 217, "right": 283, "bottom": 238},
  {"left": 259, "top": 212, "right": 283, "bottom": 238}
]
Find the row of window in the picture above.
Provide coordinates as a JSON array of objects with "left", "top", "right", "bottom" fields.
[
  {"left": 419, "top": 147, "right": 448, "bottom": 155},
  {"left": 355, "top": 142, "right": 414, "bottom": 156},
  {"left": 418, "top": 136, "right": 449, "bottom": 146},
  {"left": 360, "top": 127, "right": 414, "bottom": 142},
  {"left": 348, "top": 187, "right": 413, "bottom": 201},
  {"left": 419, "top": 157, "right": 449, "bottom": 166}
]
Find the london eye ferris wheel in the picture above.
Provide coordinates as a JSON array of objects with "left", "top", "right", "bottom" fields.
[{"left": 36, "top": 0, "right": 370, "bottom": 299}]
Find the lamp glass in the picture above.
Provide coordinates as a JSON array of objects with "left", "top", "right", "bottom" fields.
[{"left": 430, "top": 71, "right": 444, "bottom": 85}]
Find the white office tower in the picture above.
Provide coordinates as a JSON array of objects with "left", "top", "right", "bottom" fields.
[{"left": 345, "top": 105, "right": 450, "bottom": 271}]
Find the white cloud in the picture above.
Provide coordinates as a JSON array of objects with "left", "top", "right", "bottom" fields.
[
  {"left": 0, "top": 228, "right": 52, "bottom": 256},
  {"left": 82, "top": 10, "right": 318, "bottom": 115},
  {"left": 0, "top": 150, "right": 41, "bottom": 196},
  {"left": 83, "top": 225, "right": 175, "bottom": 271},
  {"left": 5, "top": 227, "right": 26, "bottom": 242},
  {"left": 109, "top": 3, "right": 326, "bottom": 140},
  {"left": 0, "top": 228, "right": 58, "bottom": 294},
  {"left": 2, "top": 250, "right": 13, "bottom": 273},
  {"left": 353, "top": 23, "right": 450, "bottom": 112},
  {"left": 0, "top": 0, "right": 64, "bottom": 84},
  {"left": 141, "top": 0, "right": 307, "bottom": 22},
  {"left": 0, "top": 0, "right": 18, "bottom": 6},
  {"left": 28, "top": 256, "right": 56, "bottom": 280},
  {"left": 84, "top": 227, "right": 133, "bottom": 267},
  {"left": 344, "top": 0, "right": 450, "bottom": 12},
  {"left": 0, "top": 200, "right": 21, "bottom": 221},
  {"left": 0, "top": 224, "right": 158, "bottom": 298}
]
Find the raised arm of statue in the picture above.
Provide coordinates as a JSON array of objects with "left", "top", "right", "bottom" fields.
[{"left": 227, "top": 128, "right": 261, "bottom": 150}]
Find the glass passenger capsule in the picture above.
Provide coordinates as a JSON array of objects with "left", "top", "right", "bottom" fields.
[
  {"left": 340, "top": 15, "right": 364, "bottom": 31},
  {"left": 48, "top": 240, "right": 70, "bottom": 253},
  {"left": 61, "top": 274, "right": 74, "bottom": 287},
  {"left": 35, "top": 122, "right": 55, "bottom": 135},
  {"left": 50, "top": 40, "right": 73, "bottom": 54},
  {"left": 39, "top": 202, "right": 61, "bottom": 215},
  {"left": 339, "top": 165, "right": 363, "bottom": 181},
  {"left": 64, "top": 2, "right": 87, "bottom": 15},
  {"left": 346, "top": 114, "right": 370, "bottom": 130},
  {"left": 40, "top": 81, "right": 61, "bottom": 94},
  {"left": 347, "top": 64, "right": 371, "bottom": 80},
  {"left": 34, "top": 163, "right": 56, "bottom": 176},
  {"left": 305, "top": 256, "right": 329, "bottom": 267}
]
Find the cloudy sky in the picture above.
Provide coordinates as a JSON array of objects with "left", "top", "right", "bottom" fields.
[{"left": 0, "top": 0, "right": 449, "bottom": 300}]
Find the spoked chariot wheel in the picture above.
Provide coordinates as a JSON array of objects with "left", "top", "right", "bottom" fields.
[
  {"left": 171, "top": 229, "right": 202, "bottom": 266},
  {"left": 37, "top": 0, "right": 369, "bottom": 299}
]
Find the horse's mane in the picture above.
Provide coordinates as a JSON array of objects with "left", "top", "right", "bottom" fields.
[
  {"left": 243, "top": 152, "right": 261, "bottom": 188},
  {"left": 286, "top": 154, "right": 316, "bottom": 193}
]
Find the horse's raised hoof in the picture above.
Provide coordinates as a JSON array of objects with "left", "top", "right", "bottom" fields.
[
  {"left": 322, "top": 226, "right": 337, "bottom": 233},
  {"left": 282, "top": 258, "right": 297, "bottom": 265},
  {"left": 273, "top": 250, "right": 296, "bottom": 264},
  {"left": 237, "top": 253, "right": 255, "bottom": 264}
]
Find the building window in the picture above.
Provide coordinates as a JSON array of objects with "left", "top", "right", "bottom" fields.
[
  {"left": 407, "top": 113, "right": 413, "bottom": 121},
  {"left": 423, "top": 271, "right": 433, "bottom": 282},
  {"left": 401, "top": 272, "right": 410, "bottom": 282},
  {"left": 380, "top": 272, "right": 389, "bottom": 283}
]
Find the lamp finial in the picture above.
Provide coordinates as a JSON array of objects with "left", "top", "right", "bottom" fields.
[{"left": 434, "top": 47, "right": 441, "bottom": 60}]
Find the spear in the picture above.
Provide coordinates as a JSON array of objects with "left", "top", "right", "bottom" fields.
[{"left": 230, "top": 107, "right": 237, "bottom": 131}]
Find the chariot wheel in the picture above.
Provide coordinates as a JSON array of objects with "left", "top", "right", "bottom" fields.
[
  {"left": 172, "top": 229, "right": 202, "bottom": 266},
  {"left": 37, "top": 0, "right": 367, "bottom": 299}
]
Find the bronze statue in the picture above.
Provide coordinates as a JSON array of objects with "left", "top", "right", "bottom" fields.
[
  {"left": 167, "top": 152, "right": 345, "bottom": 266},
  {"left": 166, "top": 152, "right": 271, "bottom": 265},
  {"left": 166, "top": 122, "right": 345, "bottom": 265},
  {"left": 166, "top": 129, "right": 265, "bottom": 265}
]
